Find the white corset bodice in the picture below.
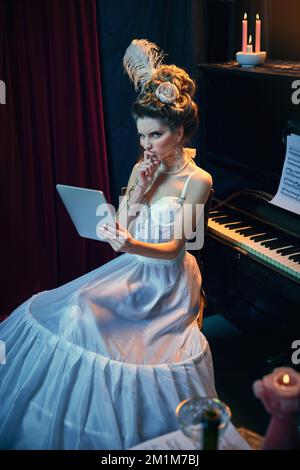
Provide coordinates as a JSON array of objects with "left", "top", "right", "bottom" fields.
[
  {"left": 132, "top": 168, "right": 200, "bottom": 245},
  {"left": 133, "top": 196, "right": 184, "bottom": 243}
]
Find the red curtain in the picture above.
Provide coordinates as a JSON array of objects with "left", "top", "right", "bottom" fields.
[{"left": 0, "top": 0, "right": 115, "bottom": 318}]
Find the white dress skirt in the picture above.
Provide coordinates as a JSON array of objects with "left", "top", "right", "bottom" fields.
[{"left": 0, "top": 171, "right": 216, "bottom": 450}]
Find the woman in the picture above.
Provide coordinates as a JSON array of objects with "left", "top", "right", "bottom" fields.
[{"left": 0, "top": 39, "right": 216, "bottom": 450}]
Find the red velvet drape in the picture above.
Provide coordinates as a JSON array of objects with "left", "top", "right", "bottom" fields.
[{"left": 0, "top": 0, "right": 115, "bottom": 317}]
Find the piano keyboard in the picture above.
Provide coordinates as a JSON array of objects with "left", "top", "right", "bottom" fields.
[{"left": 208, "top": 210, "right": 300, "bottom": 281}]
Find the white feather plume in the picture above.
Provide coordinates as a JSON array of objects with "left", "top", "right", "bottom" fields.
[{"left": 123, "top": 39, "right": 166, "bottom": 91}]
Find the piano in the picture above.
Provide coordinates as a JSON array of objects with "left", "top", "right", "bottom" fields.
[
  {"left": 197, "top": 62, "right": 300, "bottom": 358},
  {"left": 208, "top": 192, "right": 300, "bottom": 284}
]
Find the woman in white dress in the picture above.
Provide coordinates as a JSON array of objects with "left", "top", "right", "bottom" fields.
[{"left": 0, "top": 39, "right": 216, "bottom": 450}]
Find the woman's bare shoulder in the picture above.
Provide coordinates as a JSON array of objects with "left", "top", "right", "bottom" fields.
[{"left": 189, "top": 163, "right": 213, "bottom": 186}]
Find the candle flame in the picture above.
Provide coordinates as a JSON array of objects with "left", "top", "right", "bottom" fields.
[
  {"left": 282, "top": 374, "right": 290, "bottom": 385},
  {"left": 244, "top": 13, "right": 247, "bottom": 20},
  {"left": 256, "top": 14, "right": 260, "bottom": 20},
  {"left": 249, "top": 35, "right": 252, "bottom": 45}
]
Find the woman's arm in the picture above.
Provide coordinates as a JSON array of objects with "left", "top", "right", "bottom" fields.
[
  {"left": 114, "top": 163, "right": 146, "bottom": 233},
  {"left": 130, "top": 239, "right": 180, "bottom": 260},
  {"left": 115, "top": 158, "right": 160, "bottom": 234}
]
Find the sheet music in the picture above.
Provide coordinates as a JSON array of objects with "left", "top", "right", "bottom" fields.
[
  {"left": 270, "top": 134, "right": 300, "bottom": 215},
  {"left": 129, "top": 423, "right": 252, "bottom": 450}
]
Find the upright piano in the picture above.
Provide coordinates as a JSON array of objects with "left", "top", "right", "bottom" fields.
[{"left": 197, "top": 61, "right": 300, "bottom": 359}]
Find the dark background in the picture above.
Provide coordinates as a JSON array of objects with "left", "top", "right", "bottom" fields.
[{"left": 97, "top": 0, "right": 300, "bottom": 207}]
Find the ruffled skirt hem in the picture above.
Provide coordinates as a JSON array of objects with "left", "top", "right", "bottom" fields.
[{"left": 0, "top": 294, "right": 216, "bottom": 450}]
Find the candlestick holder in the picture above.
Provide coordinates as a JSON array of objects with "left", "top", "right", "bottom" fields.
[
  {"left": 176, "top": 397, "right": 231, "bottom": 450},
  {"left": 236, "top": 51, "right": 266, "bottom": 68}
]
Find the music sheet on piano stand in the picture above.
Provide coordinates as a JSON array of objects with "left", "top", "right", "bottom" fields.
[{"left": 270, "top": 133, "right": 300, "bottom": 215}]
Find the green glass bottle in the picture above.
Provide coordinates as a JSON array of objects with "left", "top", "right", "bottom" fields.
[{"left": 202, "top": 408, "right": 221, "bottom": 450}]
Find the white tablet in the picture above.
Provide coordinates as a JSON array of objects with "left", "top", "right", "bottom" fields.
[{"left": 56, "top": 184, "right": 116, "bottom": 241}]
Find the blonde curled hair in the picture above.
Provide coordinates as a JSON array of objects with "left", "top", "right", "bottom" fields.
[{"left": 123, "top": 39, "right": 199, "bottom": 164}]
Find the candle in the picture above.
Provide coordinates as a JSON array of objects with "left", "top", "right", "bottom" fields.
[
  {"left": 253, "top": 367, "right": 300, "bottom": 450},
  {"left": 246, "top": 35, "right": 253, "bottom": 53},
  {"left": 255, "top": 14, "right": 261, "bottom": 53},
  {"left": 242, "top": 13, "right": 248, "bottom": 53}
]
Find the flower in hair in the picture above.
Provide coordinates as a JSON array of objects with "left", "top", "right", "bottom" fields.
[{"left": 155, "top": 82, "right": 180, "bottom": 104}]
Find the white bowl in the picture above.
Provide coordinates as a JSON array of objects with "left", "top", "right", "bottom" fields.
[{"left": 236, "top": 51, "right": 267, "bottom": 68}]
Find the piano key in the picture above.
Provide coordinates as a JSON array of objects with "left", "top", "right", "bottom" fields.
[
  {"left": 272, "top": 240, "right": 294, "bottom": 249},
  {"left": 251, "top": 239, "right": 296, "bottom": 256},
  {"left": 263, "top": 239, "right": 286, "bottom": 248},
  {"left": 289, "top": 253, "right": 300, "bottom": 261},
  {"left": 240, "top": 229, "right": 262, "bottom": 237},
  {"left": 209, "top": 210, "right": 229, "bottom": 216},
  {"left": 209, "top": 210, "right": 227, "bottom": 216},
  {"left": 218, "top": 217, "right": 242, "bottom": 224},
  {"left": 268, "top": 241, "right": 291, "bottom": 250},
  {"left": 261, "top": 237, "right": 282, "bottom": 247},
  {"left": 250, "top": 233, "right": 273, "bottom": 241},
  {"left": 236, "top": 227, "right": 260, "bottom": 235},
  {"left": 224, "top": 222, "right": 243, "bottom": 228},
  {"left": 276, "top": 246, "right": 297, "bottom": 255},
  {"left": 235, "top": 226, "right": 255, "bottom": 234},
  {"left": 215, "top": 216, "right": 238, "bottom": 224},
  {"left": 211, "top": 215, "right": 231, "bottom": 221},
  {"left": 234, "top": 226, "right": 254, "bottom": 234},
  {"left": 248, "top": 241, "right": 300, "bottom": 272},
  {"left": 227, "top": 222, "right": 250, "bottom": 230},
  {"left": 208, "top": 217, "right": 300, "bottom": 280}
]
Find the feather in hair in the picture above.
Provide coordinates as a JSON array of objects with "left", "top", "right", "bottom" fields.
[{"left": 123, "top": 39, "right": 166, "bottom": 91}]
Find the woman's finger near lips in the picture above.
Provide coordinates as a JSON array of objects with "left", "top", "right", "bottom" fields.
[{"left": 145, "top": 160, "right": 158, "bottom": 173}]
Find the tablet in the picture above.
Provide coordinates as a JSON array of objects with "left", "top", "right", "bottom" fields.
[{"left": 56, "top": 184, "right": 116, "bottom": 241}]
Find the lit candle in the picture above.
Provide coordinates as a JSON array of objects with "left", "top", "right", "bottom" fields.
[
  {"left": 253, "top": 367, "right": 300, "bottom": 450},
  {"left": 246, "top": 35, "right": 253, "bottom": 53},
  {"left": 242, "top": 13, "right": 248, "bottom": 53},
  {"left": 255, "top": 14, "right": 261, "bottom": 52}
]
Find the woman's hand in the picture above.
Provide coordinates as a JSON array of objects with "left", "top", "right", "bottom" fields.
[
  {"left": 136, "top": 152, "right": 160, "bottom": 189},
  {"left": 97, "top": 220, "right": 136, "bottom": 253}
]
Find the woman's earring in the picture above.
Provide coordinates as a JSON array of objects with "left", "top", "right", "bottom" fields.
[{"left": 175, "top": 146, "right": 182, "bottom": 159}]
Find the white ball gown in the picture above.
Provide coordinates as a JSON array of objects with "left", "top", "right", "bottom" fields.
[{"left": 0, "top": 168, "right": 216, "bottom": 450}]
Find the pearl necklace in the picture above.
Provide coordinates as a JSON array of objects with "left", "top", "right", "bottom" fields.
[
  {"left": 159, "top": 157, "right": 190, "bottom": 174},
  {"left": 159, "top": 149, "right": 191, "bottom": 174}
]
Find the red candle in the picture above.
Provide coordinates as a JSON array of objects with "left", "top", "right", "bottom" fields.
[
  {"left": 242, "top": 13, "right": 248, "bottom": 53},
  {"left": 255, "top": 14, "right": 261, "bottom": 52}
]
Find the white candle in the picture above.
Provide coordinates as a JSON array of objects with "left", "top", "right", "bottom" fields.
[
  {"left": 242, "top": 13, "right": 248, "bottom": 53},
  {"left": 255, "top": 14, "right": 261, "bottom": 52},
  {"left": 246, "top": 35, "right": 253, "bottom": 53}
]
